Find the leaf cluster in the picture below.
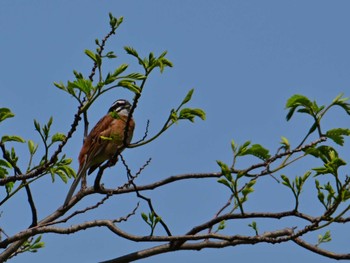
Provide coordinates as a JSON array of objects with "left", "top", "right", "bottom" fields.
[{"left": 141, "top": 211, "right": 161, "bottom": 236}]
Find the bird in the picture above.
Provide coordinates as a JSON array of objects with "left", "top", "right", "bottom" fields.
[{"left": 63, "top": 99, "right": 135, "bottom": 206}]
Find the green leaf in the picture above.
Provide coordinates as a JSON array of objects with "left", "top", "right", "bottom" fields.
[
  {"left": 332, "top": 93, "right": 350, "bottom": 115},
  {"left": 317, "top": 230, "right": 332, "bottom": 246},
  {"left": 34, "top": 119, "right": 40, "bottom": 131},
  {"left": 104, "top": 73, "right": 116, "bottom": 85},
  {"left": 181, "top": 89, "right": 194, "bottom": 105},
  {"left": 51, "top": 133, "right": 66, "bottom": 143},
  {"left": 108, "top": 14, "right": 123, "bottom": 29},
  {"left": 1, "top": 135, "right": 25, "bottom": 143},
  {"left": 85, "top": 49, "right": 97, "bottom": 62},
  {"left": 179, "top": 108, "right": 206, "bottom": 122},
  {"left": 305, "top": 145, "right": 338, "bottom": 163},
  {"left": 0, "top": 159, "right": 12, "bottom": 169},
  {"left": 216, "top": 220, "right": 226, "bottom": 232},
  {"left": 113, "top": 64, "right": 129, "bottom": 77},
  {"left": 0, "top": 108, "right": 15, "bottom": 122},
  {"left": 28, "top": 140, "right": 38, "bottom": 155},
  {"left": 280, "top": 136, "right": 290, "bottom": 150},
  {"left": 313, "top": 166, "right": 331, "bottom": 176},
  {"left": 5, "top": 181, "right": 14, "bottom": 195},
  {"left": 296, "top": 171, "right": 311, "bottom": 192},
  {"left": 69, "top": 79, "right": 94, "bottom": 95},
  {"left": 105, "top": 51, "right": 117, "bottom": 59},
  {"left": 246, "top": 179, "right": 256, "bottom": 189},
  {"left": 49, "top": 161, "right": 76, "bottom": 183},
  {"left": 238, "top": 144, "right": 271, "bottom": 161},
  {"left": 231, "top": 140, "right": 236, "bottom": 153},
  {"left": 325, "top": 128, "right": 350, "bottom": 146},
  {"left": 248, "top": 221, "right": 259, "bottom": 235},
  {"left": 217, "top": 178, "right": 231, "bottom": 188},
  {"left": 216, "top": 160, "right": 232, "bottom": 181},
  {"left": 286, "top": 94, "right": 312, "bottom": 108},
  {"left": 29, "top": 235, "right": 45, "bottom": 252},
  {"left": 170, "top": 110, "right": 178, "bottom": 123},
  {"left": 285, "top": 94, "right": 313, "bottom": 121},
  {"left": 41, "top": 117, "right": 53, "bottom": 139},
  {"left": 157, "top": 56, "right": 173, "bottom": 73},
  {"left": 237, "top": 141, "right": 251, "bottom": 156},
  {"left": 0, "top": 167, "right": 8, "bottom": 179},
  {"left": 124, "top": 46, "right": 139, "bottom": 58},
  {"left": 117, "top": 80, "right": 140, "bottom": 94},
  {"left": 281, "top": 175, "right": 292, "bottom": 188},
  {"left": 141, "top": 212, "right": 149, "bottom": 223},
  {"left": 53, "top": 82, "right": 66, "bottom": 92},
  {"left": 72, "top": 71, "right": 84, "bottom": 80},
  {"left": 242, "top": 186, "right": 254, "bottom": 197},
  {"left": 123, "top": 72, "right": 146, "bottom": 80}
]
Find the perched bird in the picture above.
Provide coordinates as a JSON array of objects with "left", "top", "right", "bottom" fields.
[{"left": 63, "top": 99, "right": 135, "bottom": 206}]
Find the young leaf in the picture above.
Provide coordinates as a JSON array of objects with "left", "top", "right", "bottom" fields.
[
  {"left": 231, "top": 140, "right": 236, "bottom": 153},
  {"left": 106, "top": 51, "right": 117, "bottom": 58},
  {"left": 104, "top": 73, "right": 116, "bottom": 85},
  {"left": 281, "top": 175, "right": 292, "bottom": 188},
  {"left": 33, "top": 120, "right": 40, "bottom": 133},
  {"left": 157, "top": 56, "right": 173, "bottom": 73},
  {"left": 332, "top": 93, "right": 350, "bottom": 115},
  {"left": 237, "top": 141, "right": 251, "bottom": 156},
  {"left": 51, "top": 133, "right": 66, "bottom": 143},
  {"left": 141, "top": 212, "right": 149, "bottom": 223},
  {"left": 0, "top": 108, "right": 15, "bottom": 122},
  {"left": 285, "top": 94, "right": 312, "bottom": 121},
  {"left": 117, "top": 80, "right": 140, "bottom": 94},
  {"left": 0, "top": 159, "right": 12, "bottom": 169},
  {"left": 170, "top": 110, "right": 178, "bottom": 123},
  {"left": 123, "top": 72, "right": 146, "bottom": 80},
  {"left": 242, "top": 186, "right": 254, "bottom": 197},
  {"left": 216, "top": 220, "right": 226, "bottom": 232},
  {"left": 1, "top": 135, "right": 25, "bottom": 143},
  {"left": 295, "top": 171, "right": 311, "bottom": 192},
  {"left": 325, "top": 128, "right": 350, "bottom": 146},
  {"left": 181, "top": 89, "right": 194, "bottom": 106},
  {"left": 28, "top": 140, "right": 38, "bottom": 155},
  {"left": 217, "top": 178, "right": 232, "bottom": 189},
  {"left": 317, "top": 230, "right": 332, "bottom": 246},
  {"left": 70, "top": 79, "right": 94, "bottom": 95},
  {"left": 5, "top": 181, "right": 14, "bottom": 195},
  {"left": 53, "top": 82, "right": 67, "bottom": 92},
  {"left": 113, "top": 64, "right": 129, "bottom": 77},
  {"left": 238, "top": 144, "right": 271, "bottom": 161},
  {"left": 124, "top": 46, "right": 139, "bottom": 58},
  {"left": 85, "top": 49, "right": 97, "bottom": 62},
  {"left": 248, "top": 221, "right": 259, "bottom": 235},
  {"left": 280, "top": 136, "right": 290, "bottom": 150},
  {"left": 216, "top": 160, "right": 232, "bottom": 181},
  {"left": 179, "top": 108, "right": 206, "bottom": 122}
]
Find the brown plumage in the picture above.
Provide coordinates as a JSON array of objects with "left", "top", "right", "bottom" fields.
[{"left": 63, "top": 99, "right": 135, "bottom": 206}]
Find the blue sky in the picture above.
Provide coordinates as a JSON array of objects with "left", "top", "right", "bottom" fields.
[{"left": 1, "top": 1, "right": 349, "bottom": 262}]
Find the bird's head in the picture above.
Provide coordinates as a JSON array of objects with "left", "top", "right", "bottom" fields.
[{"left": 108, "top": 99, "right": 132, "bottom": 116}]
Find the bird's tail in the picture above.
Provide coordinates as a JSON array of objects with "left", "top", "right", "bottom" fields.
[{"left": 63, "top": 163, "right": 87, "bottom": 206}]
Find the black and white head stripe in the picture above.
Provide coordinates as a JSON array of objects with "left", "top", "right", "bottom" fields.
[{"left": 108, "top": 99, "right": 132, "bottom": 113}]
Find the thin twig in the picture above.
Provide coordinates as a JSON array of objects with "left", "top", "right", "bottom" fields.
[{"left": 120, "top": 155, "right": 172, "bottom": 237}]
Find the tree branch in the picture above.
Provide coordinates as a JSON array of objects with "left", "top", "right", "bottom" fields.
[
  {"left": 0, "top": 108, "right": 82, "bottom": 186},
  {"left": 293, "top": 237, "right": 350, "bottom": 260}
]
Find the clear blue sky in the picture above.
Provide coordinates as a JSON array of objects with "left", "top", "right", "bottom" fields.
[{"left": 1, "top": 1, "right": 349, "bottom": 262}]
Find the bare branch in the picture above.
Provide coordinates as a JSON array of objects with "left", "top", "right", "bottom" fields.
[{"left": 293, "top": 237, "right": 350, "bottom": 260}]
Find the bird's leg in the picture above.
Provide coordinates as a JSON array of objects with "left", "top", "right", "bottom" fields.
[{"left": 81, "top": 174, "right": 87, "bottom": 189}]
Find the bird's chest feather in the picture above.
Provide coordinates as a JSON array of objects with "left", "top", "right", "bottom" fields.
[{"left": 101, "top": 117, "right": 134, "bottom": 157}]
